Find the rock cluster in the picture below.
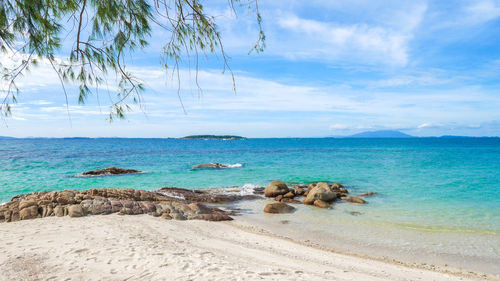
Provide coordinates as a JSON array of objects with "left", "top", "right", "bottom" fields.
[
  {"left": 0, "top": 188, "right": 233, "bottom": 223},
  {"left": 263, "top": 181, "right": 372, "bottom": 213},
  {"left": 82, "top": 167, "right": 141, "bottom": 176}
]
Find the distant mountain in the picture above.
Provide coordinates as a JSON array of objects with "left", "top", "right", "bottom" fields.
[
  {"left": 180, "top": 135, "right": 247, "bottom": 140},
  {"left": 347, "top": 130, "right": 414, "bottom": 138},
  {"left": 0, "top": 136, "right": 16, "bottom": 139}
]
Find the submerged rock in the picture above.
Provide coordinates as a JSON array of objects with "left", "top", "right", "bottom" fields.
[
  {"left": 264, "top": 181, "right": 289, "bottom": 197},
  {"left": 359, "top": 192, "right": 376, "bottom": 197},
  {"left": 264, "top": 202, "right": 296, "bottom": 214},
  {"left": 0, "top": 188, "right": 233, "bottom": 223},
  {"left": 82, "top": 167, "right": 141, "bottom": 176},
  {"left": 341, "top": 196, "right": 366, "bottom": 204}
]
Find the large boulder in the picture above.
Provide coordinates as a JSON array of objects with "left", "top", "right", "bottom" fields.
[
  {"left": 264, "top": 181, "right": 289, "bottom": 197},
  {"left": 303, "top": 182, "right": 338, "bottom": 205},
  {"left": 264, "top": 202, "right": 296, "bottom": 214}
]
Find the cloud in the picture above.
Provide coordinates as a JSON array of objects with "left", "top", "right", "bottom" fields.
[
  {"left": 465, "top": 0, "right": 500, "bottom": 24},
  {"left": 276, "top": 15, "right": 411, "bottom": 65}
]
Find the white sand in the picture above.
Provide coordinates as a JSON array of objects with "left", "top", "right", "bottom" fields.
[{"left": 0, "top": 214, "right": 494, "bottom": 281}]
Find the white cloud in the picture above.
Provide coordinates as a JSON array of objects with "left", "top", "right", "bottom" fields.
[
  {"left": 276, "top": 15, "right": 412, "bottom": 65},
  {"left": 466, "top": 0, "right": 500, "bottom": 24}
]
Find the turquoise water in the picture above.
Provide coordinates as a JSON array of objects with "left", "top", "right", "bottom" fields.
[{"left": 1, "top": 138, "right": 499, "bottom": 232}]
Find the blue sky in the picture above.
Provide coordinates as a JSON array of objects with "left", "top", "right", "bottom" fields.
[{"left": 1, "top": 0, "right": 500, "bottom": 137}]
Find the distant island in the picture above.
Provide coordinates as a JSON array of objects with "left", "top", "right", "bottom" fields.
[
  {"left": 347, "top": 130, "right": 414, "bottom": 138},
  {"left": 180, "top": 135, "right": 247, "bottom": 140}
]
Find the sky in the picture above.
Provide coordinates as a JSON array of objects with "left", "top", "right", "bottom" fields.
[{"left": 1, "top": 0, "right": 500, "bottom": 138}]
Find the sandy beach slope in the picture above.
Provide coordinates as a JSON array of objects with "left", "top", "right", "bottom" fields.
[{"left": 0, "top": 214, "right": 493, "bottom": 281}]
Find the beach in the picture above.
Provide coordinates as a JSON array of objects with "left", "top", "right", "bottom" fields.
[{"left": 0, "top": 214, "right": 491, "bottom": 281}]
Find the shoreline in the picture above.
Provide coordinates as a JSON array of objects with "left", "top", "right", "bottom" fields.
[
  {"left": 1, "top": 214, "right": 496, "bottom": 281},
  {"left": 1, "top": 185, "right": 499, "bottom": 279}
]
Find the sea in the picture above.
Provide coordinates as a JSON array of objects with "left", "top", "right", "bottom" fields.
[{"left": 1, "top": 137, "right": 499, "bottom": 274}]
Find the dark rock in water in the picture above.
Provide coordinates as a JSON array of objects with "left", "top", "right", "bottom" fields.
[
  {"left": 349, "top": 211, "right": 362, "bottom": 216},
  {"left": 341, "top": 196, "right": 366, "bottom": 204},
  {"left": 264, "top": 181, "right": 289, "bottom": 197},
  {"left": 191, "top": 163, "right": 230, "bottom": 169},
  {"left": 264, "top": 202, "right": 296, "bottom": 214},
  {"left": 253, "top": 187, "right": 265, "bottom": 195},
  {"left": 331, "top": 182, "right": 344, "bottom": 189},
  {"left": 82, "top": 167, "right": 141, "bottom": 176},
  {"left": 359, "top": 192, "right": 376, "bottom": 197},
  {"left": 0, "top": 188, "right": 233, "bottom": 223},
  {"left": 157, "top": 187, "right": 260, "bottom": 203}
]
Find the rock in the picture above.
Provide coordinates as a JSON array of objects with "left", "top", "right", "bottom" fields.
[
  {"left": 264, "top": 181, "right": 289, "bottom": 197},
  {"left": 56, "top": 191, "right": 76, "bottom": 205},
  {"left": 264, "top": 202, "right": 296, "bottom": 214},
  {"left": 294, "top": 186, "right": 304, "bottom": 195},
  {"left": 349, "top": 211, "right": 362, "bottom": 216},
  {"left": 161, "top": 213, "right": 172, "bottom": 220},
  {"left": 359, "top": 192, "right": 376, "bottom": 197},
  {"left": 18, "top": 200, "right": 37, "bottom": 210},
  {"left": 19, "top": 205, "right": 39, "bottom": 220},
  {"left": 191, "top": 163, "right": 229, "bottom": 169},
  {"left": 341, "top": 196, "right": 366, "bottom": 204},
  {"left": 41, "top": 205, "right": 54, "bottom": 217},
  {"left": 82, "top": 167, "right": 141, "bottom": 176},
  {"left": 331, "top": 182, "right": 344, "bottom": 189},
  {"left": 313, "top": 200, "right": 330, "bottom": 208},
  {"left": 197, "top": 213, "right": 233, "bottom": 221},
  {"left": 280, "top": 198, "right": 301, "bottom": 204},
  {"left": 53, "top": 205, "right": 66, "bottom": 217},
  {"left": 170, "top": 212, "right": 187, "bottom": 220},
  {"left": 68, "top": 205, "right": 86, "bottom": 217},
  {"left": 338, "top": 188, "right": 349, "bottom": 194},
  {"left": 283, "top": 191, "right": 295, "bottom": 199},
  {"left": 303, "top": 182, "right": 338, "bottom": 204},
  {"left": 275, "top": 195, "right": 283, "bottom": 201}
]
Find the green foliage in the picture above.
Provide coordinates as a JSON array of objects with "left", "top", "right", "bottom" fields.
[{"left": 0, "top": 0, "right": 264, "bottom": 121}]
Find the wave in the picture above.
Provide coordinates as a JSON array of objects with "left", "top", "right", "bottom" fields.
[{"left": 224, "top": 163, "right": 243, "bottom": 168}]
